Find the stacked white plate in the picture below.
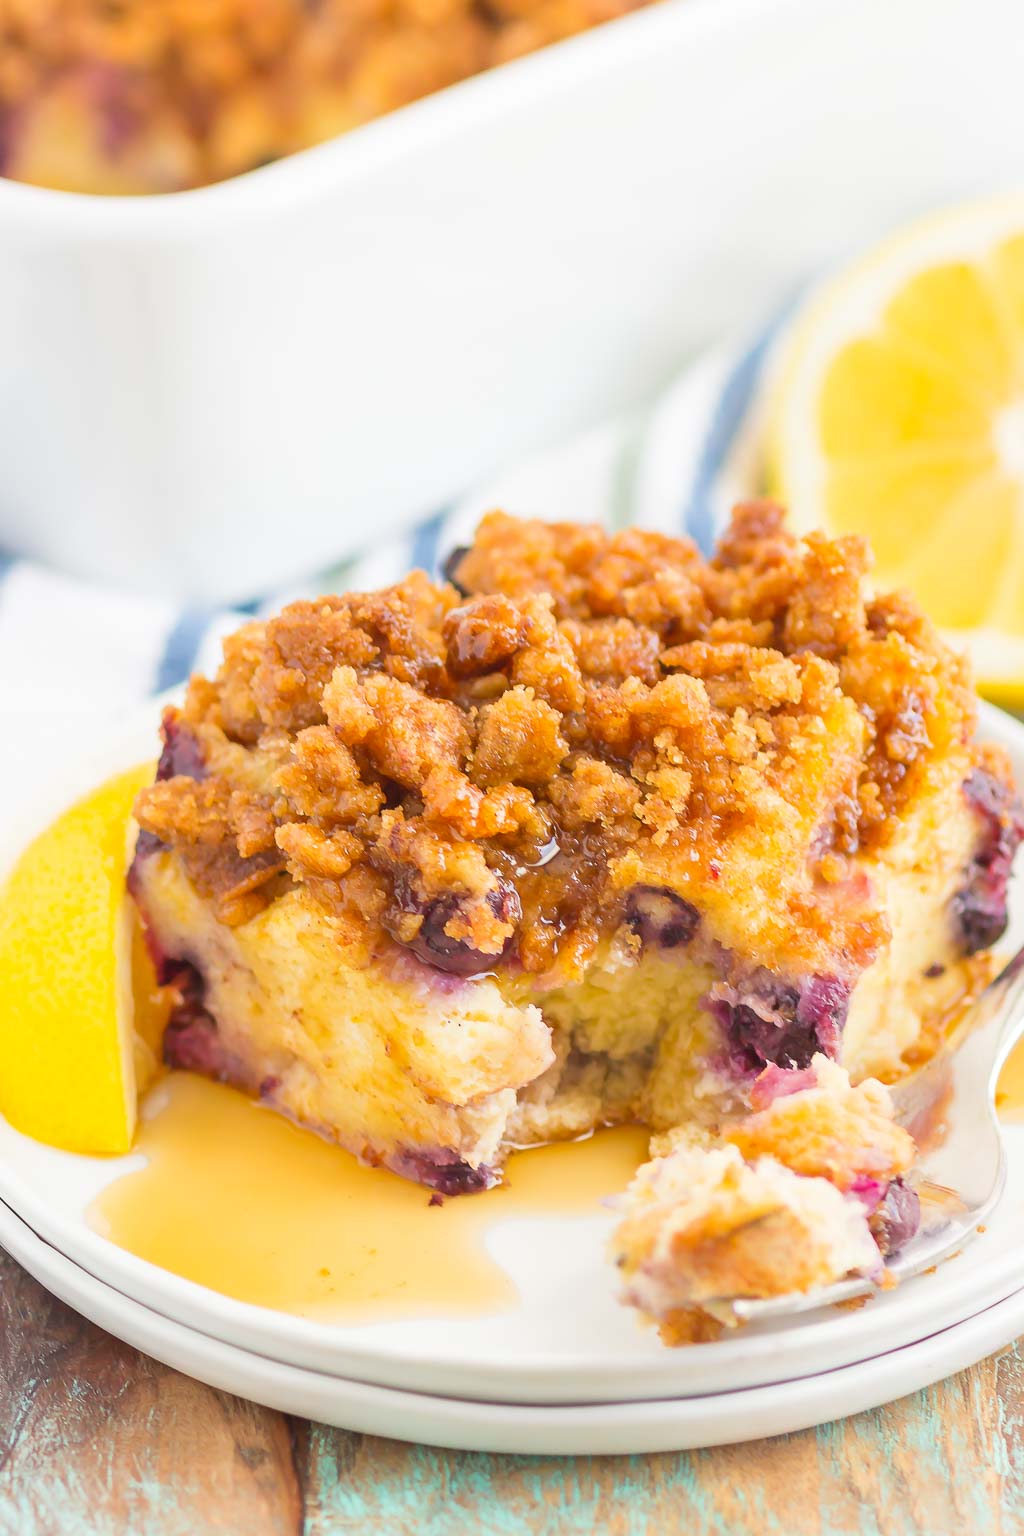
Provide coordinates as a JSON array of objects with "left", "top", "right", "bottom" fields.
[{"left": 1, "top": 704, "right": 1023, "bottom": 1455}]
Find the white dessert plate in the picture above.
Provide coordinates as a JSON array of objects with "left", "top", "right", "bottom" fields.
[
  {"left": 0, "top": 700, "right": 1022, "bottom": 1407},
  {"left": 2, "top": 1194, "right": 1022, "bottom": 1456}
]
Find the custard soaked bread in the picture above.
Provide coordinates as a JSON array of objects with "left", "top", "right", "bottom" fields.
[
  {"left": 612, "top": 1056, "right": 922, "bottom": 1342},
  {"left": 129, "top": 505, "right": 1022, "bottom": 1192}
]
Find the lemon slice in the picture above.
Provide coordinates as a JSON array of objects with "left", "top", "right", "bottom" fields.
[
  {"left": 0, "top": 765, "right": 155, "bottom": 1154},
  {"left": 769, "top": 195, "right": 1024, "bottom": 700}
]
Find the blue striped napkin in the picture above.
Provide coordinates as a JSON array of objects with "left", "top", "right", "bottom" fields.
[{"left": 0, "top": 328, "right": 777, "bottom": 796}]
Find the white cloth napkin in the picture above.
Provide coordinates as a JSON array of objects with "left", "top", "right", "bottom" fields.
[{"left": 0, "top": 326, "right": 778, "bottom": 796}]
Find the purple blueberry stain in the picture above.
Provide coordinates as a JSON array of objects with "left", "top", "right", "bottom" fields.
[
  {"left": 386, "top": 879, "right": 521, "bottom": 977},
  {"left": 162, "top": 1014, "right": 225, "bottom": 1077},
  {"left": 128, "top": 713, "right": 208, "bottom": 877},
  {"left": 749, "top": 1062, "right": 819, "bottom": 1111},
  {"left": 390, "top": 1146, "right": 498, "bottom": 1195},
  {"left": 869, "top": 1177, "right": 921, "bottom": 1257},
  {"left": 141, "top": 927, "right": 186, "bottom": 989},
  {"left": 848, "top": 1173, "right": 886, "bottom": 1213},
  {"left": 161, "top": 962, "right": 229, "bottom": 1078},
  {"left": 709, "top": 971, "right": 851, "bottom": 1074},
  {"left": 155, "top": 713, "right": 207, "bottom": 784},
  {"left": 953, "top": 768, "right": 1024, "bottom": 955},
  {"left": 625, "top": 886, "right": 699, "bottom": 950},
  {"left": 129, "top": 828, "right": 166, "bottom": 872}
]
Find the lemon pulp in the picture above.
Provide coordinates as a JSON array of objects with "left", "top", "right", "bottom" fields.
[{"left": 770, "top": 198, "right": 1024, "bottom": 699}]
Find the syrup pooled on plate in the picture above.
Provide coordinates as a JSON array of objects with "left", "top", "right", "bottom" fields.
[{"left": 89, "top": 1072, "right": 648, "bottom": 1323}]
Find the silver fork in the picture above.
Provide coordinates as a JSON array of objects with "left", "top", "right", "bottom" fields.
[{"left": 722, "top": 940, "right": 1024, "bottom": 1326}]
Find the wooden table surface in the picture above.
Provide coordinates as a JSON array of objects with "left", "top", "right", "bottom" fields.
[{"left": 1, "top": 1249, "right": 1020, "bottom": 1535}]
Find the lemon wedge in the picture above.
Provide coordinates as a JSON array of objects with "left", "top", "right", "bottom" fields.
[
  {"left": 769, "top": 195, "right": 1024, "bottom": 700},
  {"left": 0, "top": 764, "right": 155, "bottom": 1154}
]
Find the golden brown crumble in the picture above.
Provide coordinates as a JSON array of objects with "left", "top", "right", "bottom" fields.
[
  {"left": 0, "top": 0, "right": 656, "bottom": 194},
  {"left": 134, "top": 504, "right": 1000, "bottom": 978}
]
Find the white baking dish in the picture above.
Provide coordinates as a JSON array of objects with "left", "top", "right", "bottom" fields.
[{"left": 0, "top": 0, "right": 1020, "bottom": 601}]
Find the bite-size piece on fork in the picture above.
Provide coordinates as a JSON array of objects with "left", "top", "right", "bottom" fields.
[{"left": 611, "top": 1057, "right": 921, "bottom": 1343}]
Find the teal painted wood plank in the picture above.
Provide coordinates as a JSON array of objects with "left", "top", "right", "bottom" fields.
[
  {"left": 299, "top": 1433, "right": 818, "bottom": 1536},
  {"left": 298, "top": 1343, "right": 1024, "bottom": 1536},
  {"left": 992, "top": 1344, "right": 1024, "bottom": 1529}
]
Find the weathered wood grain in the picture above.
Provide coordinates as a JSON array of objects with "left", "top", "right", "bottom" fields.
[
  {"left": 0, "top": 1252, "right": 302, "bottom": 1536},
  {"left": 1, "top": 1240, "right": 1022, "bottom": 1536},
  {"left": 297, "top": 1346, "right": 1024, "bottom": 1536}
]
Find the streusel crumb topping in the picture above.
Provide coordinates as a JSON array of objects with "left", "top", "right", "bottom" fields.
[{"left": 134, "top": 504, "right": 999, "bottom": 977}]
